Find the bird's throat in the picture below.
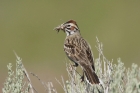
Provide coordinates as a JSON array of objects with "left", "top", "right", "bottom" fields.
[{"left": 66, "top": 31, "right": 75, "bottom": 36}]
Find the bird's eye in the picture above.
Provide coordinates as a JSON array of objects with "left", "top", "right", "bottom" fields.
[{"left": 67, "top": 25, "right": 70, "bottom": 27}]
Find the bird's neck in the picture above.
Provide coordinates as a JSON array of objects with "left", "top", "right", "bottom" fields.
[
  {"left": 65, "top": 32, "right": 81, "bottom": 43},
  {"left": 66, "top": 31, "right": 80, "bottom": 37}
]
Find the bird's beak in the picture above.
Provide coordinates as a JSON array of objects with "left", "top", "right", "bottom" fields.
[{"left": 54, "top": 23, "right": 65, "bottom": 33}]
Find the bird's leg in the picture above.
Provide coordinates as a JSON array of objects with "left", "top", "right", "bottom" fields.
[
  {"left": 73, "top": 62, "right": 78, "bottom": 67},
  {"left": 80, "top": 71, "right": 85, "bottom": 82}
]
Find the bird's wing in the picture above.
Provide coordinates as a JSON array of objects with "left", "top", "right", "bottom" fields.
[
  {"left": 64, "top": 36, "right": 99, "bottom": 84},
  {"left": 64, "top": 36, "right": 95, "bottom": 71}
]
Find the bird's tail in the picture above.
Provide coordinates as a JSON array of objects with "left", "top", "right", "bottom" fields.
[{"left": 83, "top": 65, "right": 100, "bottom": 84}]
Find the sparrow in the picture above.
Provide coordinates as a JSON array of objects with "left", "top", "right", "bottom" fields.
[{"left": 54, "top": 20, "right": 99, "bottom": 84}]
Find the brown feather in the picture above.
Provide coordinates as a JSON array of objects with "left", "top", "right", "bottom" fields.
[
  {"left": 55, "top": 20, "right": 99, "bottom": 84},
  {"left": 64, "top": 33, "right": 99, "bottom": 84}
]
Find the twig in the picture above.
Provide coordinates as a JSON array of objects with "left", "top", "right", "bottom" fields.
[
  {"left": 14, "top": 51, "right": 37, "bottom": 93},
  {"left": 30, "top": 72, "right": 57, "bottom": 93},
  {"left": 30, "top": 72, "right": 47, "bottom": 91}
]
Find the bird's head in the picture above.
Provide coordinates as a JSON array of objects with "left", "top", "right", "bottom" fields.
[{"left": 54, "top": 20, "right": 80, "bottom": 36}]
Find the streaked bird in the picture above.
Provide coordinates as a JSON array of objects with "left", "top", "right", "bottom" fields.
[{"left": 54, "top": 20, "right": 99, "bottom": 84}]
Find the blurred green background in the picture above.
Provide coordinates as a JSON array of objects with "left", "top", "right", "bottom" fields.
[{"left": 0, "top": 1, "right": 140, "bottom": 92}]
